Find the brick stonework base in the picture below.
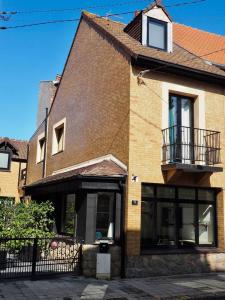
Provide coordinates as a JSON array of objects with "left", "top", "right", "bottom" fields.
[
  {"left": 126, "top": 252, "right": 225, "bottom": 278},
  {"left": 82, "top": 245, "right": 121, "bottom": 278}
]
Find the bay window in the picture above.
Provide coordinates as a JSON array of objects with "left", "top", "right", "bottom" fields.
[{"left": 141, "top": 184, "right": 216, "bottom": 249}]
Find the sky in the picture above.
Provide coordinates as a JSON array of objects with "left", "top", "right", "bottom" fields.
[{"left": 0, "top": 0, "right": 224, "bottom": 141}]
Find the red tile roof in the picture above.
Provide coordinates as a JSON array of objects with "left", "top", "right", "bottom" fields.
[
  {"left": 26, "top": 160, "right": 127, "bottom": 188},
  {"left": 174, "top": 23, "right": 225, "bottom": 67},
  {"left": 0, "top": 137, "right": 28, "bottom": 160},
  {"left": 83, "top": 12, "right": 225, "bottom": 80}
]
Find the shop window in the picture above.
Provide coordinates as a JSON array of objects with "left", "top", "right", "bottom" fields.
[{"left": 141, "top": 184, "right": 216, "bottom": 249}]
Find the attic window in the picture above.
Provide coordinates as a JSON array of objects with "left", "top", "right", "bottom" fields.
[{"left": 147, "top": 17, "right": 167, "bottom": 51}]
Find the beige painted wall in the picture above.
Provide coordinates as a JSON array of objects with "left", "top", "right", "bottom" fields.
[{"left": 0, "top": 161, "right": 26, "bottom": 203}]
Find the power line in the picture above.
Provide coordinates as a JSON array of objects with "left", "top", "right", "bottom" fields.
[
  {"left": 143, "top": 47, "right": 225, "bottom": 74},
  {"left": 0, "top": 0, "right": 206, "bottom": 15},
  {"left": 0, "top": 0, "right": 208, "bottom": 31},
  {"left": 0, "top": 0, "right": 149, "bottom": 15},
  {"left": 0, "top": 11, "right": 138, "bottom": 30}
]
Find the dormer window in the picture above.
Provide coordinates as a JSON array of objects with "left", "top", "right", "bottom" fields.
[
  {"left": 124, "top": 1, "right": 173, "bottom": 52},
  {"left": 147, "top": 17, "right": 167, "bottom": 51},
  {"left": 0, "top": 151, "right": 11, "bottom": 171}
]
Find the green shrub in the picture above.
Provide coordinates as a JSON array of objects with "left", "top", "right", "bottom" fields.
[{"left": 0, "top": 200, "right": 55, "bottom": 250}]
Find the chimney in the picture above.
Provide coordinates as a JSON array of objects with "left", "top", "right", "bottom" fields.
[{"left": 134, "top": 10, "right": 140, "bottom": 17}]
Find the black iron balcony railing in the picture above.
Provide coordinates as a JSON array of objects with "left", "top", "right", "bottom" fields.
[{"left": 162, "top": 125, "right": 221, "bottom": 166}]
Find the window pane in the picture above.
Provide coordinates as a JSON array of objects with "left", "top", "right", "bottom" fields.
[
  {"left": 96, "top": 193, "right": 114, "bottom": 239},
  {"left": 62, "top": 194, "right": 76, "bottom": 235},
  {"left": 198, "top": 189, "right": 214, "bottom": 201},
  {"left": 178, "top": 188, "right": 195, "bottom": 200},
  {"left": 141, "top": 201, "right": 175, "bottom": 248},
  {"left": 142, "top": 185, "right": 154, "bottom": 198},
  {"left": 39, "top": 138, "right": 45, "bottom": 161},
  {"left": 0, "top": 152, "right": 9, "bottom": 169},
  {"left": 199, "top": 204, "right": 215, "bottom": 245},
  {"left": 157, "top": 186, "right": 175, "bottom": 199},
  {"left": 178, "top": 203, "right": 196, "bottom": 246},
  {"left": 148, "top": 20, "right": 166, "bottom": 49}
]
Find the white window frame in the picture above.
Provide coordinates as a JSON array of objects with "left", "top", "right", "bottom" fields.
[
  {"left": 52, "top": 118, "right": 66, "bottom": 155},
  {"left": 36, "top": 132, "right": 45, "bottom": 164}
]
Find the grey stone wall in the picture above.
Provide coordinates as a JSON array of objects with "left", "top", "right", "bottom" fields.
[
  {"left": 126, "top": 252, "right": 225, "bottom": 278},
  {"left": 82, "top": 245, "right": 121, "bottom": 278}
]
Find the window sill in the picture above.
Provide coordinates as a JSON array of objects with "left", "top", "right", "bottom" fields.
[
  {"left": 0, "top": 169, "right": 11, "bottom": 172},
  {"left": 141, "top": 247, "right": 224, "bottom": 255},
  {"left": 52, "top": 150, "right": 64, "bottom": 157},
  {"left": 36, "top": 160, "right": 44, "bottom": 164}
]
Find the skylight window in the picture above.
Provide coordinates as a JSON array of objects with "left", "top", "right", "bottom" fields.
[{"left": 147, "top": 17, "right": 167, "bottom": 51}]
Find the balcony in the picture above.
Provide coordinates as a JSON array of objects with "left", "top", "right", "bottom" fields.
[{"left": 162, "top": 126, "right": 222, "bottom": 174}]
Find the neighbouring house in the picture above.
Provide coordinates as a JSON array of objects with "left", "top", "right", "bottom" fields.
[
  {"left": 25, "top": 0, "right": 225, "bottom": 278},
  {"left": 0, "top": 137, "right": 27, "bottom": 203}
]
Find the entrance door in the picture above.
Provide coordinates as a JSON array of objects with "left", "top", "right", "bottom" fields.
[{"left": 169, "top": 94, "right": 193, "bottom": 163}]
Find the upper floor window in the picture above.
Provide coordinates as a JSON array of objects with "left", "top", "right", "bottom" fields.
[
  {"left": 147, "top": 17, "right": 167, "bottom": 50},
  {"left": 52, "top": 118, "right": 66, "bottom": 155},
  {"left": 36, "top": 133, "right": 45, "bottom": 163},
  {"left": 0, "top": 151, "right": 11, "bottom": 171}
]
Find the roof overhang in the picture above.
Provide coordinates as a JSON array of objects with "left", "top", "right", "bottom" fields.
[{"left": 133, "top": 54, "right": 225, "bottom": 86}]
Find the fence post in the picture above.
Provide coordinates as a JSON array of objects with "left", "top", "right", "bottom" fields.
[
  {"left": 31, "top": 238, "right": 38, "bottom": 280},
  {"left": 79, "top": 244, "right": 83, "bottom": 275}
]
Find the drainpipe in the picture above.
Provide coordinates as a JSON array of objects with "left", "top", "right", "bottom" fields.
[
  {"left": 119, "top": 179, "right": 127, "bottom": 278},
  {"left": 24, "top": 143, "right": 29, "bottom": 187},
  {"left": 42, "top": 107, "right": 48, "bottom": 178}
]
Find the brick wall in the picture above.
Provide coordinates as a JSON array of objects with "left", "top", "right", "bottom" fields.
[
  {"left": 26, "top": 122, "right": 45, "bottom": 184},
  {"left": 26, "top": 18, "right": 130, "bottom": 183},
  {"left": 125, "top": 67, "right": 225, "bottom": 256}
]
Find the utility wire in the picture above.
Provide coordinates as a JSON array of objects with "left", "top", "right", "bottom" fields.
[
  {"left": 0, "top": 0, "right": 206, "bottom": 15},
  {"left": 0, "top": 0, "right": 208, "bottom": 31},
  {"left": 142, "top": 47, "right": 225, "bottom": 75}
]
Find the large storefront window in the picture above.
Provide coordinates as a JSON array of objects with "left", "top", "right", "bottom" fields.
[{"left": 141, "top": 184, "right": 216, "bottom": 249}]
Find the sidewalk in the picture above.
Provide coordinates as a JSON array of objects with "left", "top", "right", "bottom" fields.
[{"left": 1, "top": 273, "right": 225, "bottom": 299}]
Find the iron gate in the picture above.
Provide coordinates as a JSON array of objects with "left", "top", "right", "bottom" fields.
[{"left": 0, "top": 237, "right": 82, "bottom": 279}]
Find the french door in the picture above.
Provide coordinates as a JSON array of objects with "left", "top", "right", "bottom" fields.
[{"left": 169, "top": 94, "right": 194, "bottom": 163}]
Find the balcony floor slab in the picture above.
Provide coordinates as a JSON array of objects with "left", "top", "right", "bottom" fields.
[{"left": 161, "top": 163, "right": 223, "bottom": 173}]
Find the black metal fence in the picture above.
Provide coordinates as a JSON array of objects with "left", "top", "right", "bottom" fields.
[
  {"left": 0, "top": 237, "right": 82, "bottom": 280},
  {"left": 162, "top": 125, "right": 221, "bottom": 165}
]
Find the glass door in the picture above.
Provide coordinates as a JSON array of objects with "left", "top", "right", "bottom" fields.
[{"left": 169, "top": 94, "right": 193, "bottom": 163}]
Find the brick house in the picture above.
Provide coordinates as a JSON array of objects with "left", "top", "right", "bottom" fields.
[
  {"left": 25, "top": 1, "right": 225, "bottom": 277},
  {"left": 0, "top": 137, "right": 27, "bottom": 203}
]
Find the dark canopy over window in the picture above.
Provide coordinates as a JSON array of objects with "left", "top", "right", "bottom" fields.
[{"left": 141, "top": 184, "right": 216, "bottom": 249}]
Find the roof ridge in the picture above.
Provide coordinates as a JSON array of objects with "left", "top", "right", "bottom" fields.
[
  {"left": 0, "top": 137, "right": 28, "bottom": 143},
  {"left": 174, "top": 22, "right": 225, "bottom": 40},
  {"left": 82, "top": 10, "right": 126, "bottom": 26}
]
